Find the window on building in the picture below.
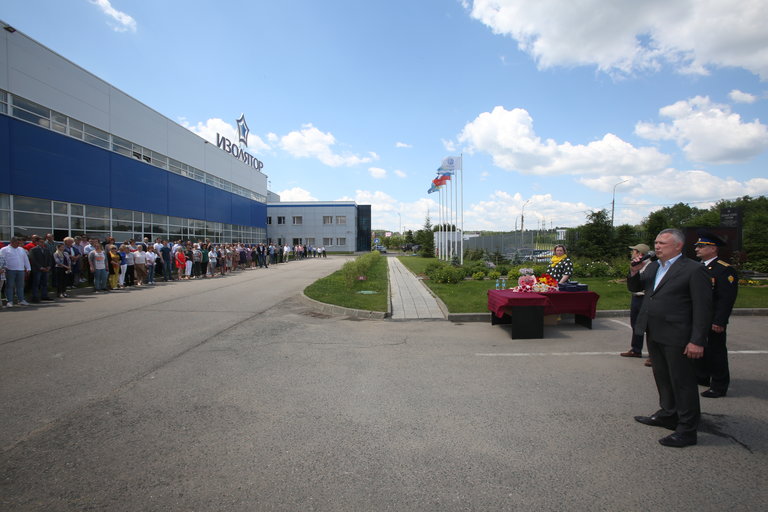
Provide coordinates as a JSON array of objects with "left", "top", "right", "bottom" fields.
[
  {"left": 323, "top": 216, "right": 333, "bottom": 224},
  {"left": 292, "top": 216, "right": 303, "bottom": 225},
  {"left": 336, "top": 216, "right": 346, "bottom": 225},
  {"left": 306, "top": 238, "right": 315, "bottom": 246},
  {"left": 83, "top": 123, "right": 110, "bottom": 150},
  {"left": 277, "top": 216, "right": 285, "bottom": 224},
  {"left": 267, "top": 217, "right": 272, "bottom": 225},
  {"left": 323, "top": 238, "right": 333, "bottom": 246},
  {"left": 14, "top": 196, "right": 51, "bottom": 214},
  {"left": 12, "top": 95, "right": 50, "bottom": 129},
  {"left": 336, "top": 238, "right": 346, "bottom": 246},
  {"left": 51, "top": 111, "right": 67, "bottom": 134}
]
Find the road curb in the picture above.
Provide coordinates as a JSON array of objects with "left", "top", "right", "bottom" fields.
[{"left": 298, "top": 292, "right": 388, "bottom": 320}]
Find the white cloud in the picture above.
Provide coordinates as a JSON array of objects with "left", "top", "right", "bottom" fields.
[
  {"left": 181, "top": 118, "right": 271, "bottom": 152},
  {"left": 579, "top": 169, "right": 768, "bottom": 201},
  {"left": 479, "top": 171, "right": 490, "bottom": 181},
  {"left": 395, "top": 142, "right": 412, "bottom": 148},
  {"left": 729, "top": 89, "right": 758, "bottom": 104},
  {"left": 467, "top": 0, "right": 768, "bottom": 79},
  {"left": 277, "top": 187, "right": 318, "bottom": 202},
  {"left": 458, "top": 106, "right": 669, "bottom": 175},
  {"left": 635, "top": 96, "right": 768, "bottom": 164},
  {"left": 464, "top": 191, "right": 594, "bottom": 229},
  {"left": 394, "top": 169, "right": 407, "bottom": 178},
  {"left": 90, "top": 0, "right": 137, "bottom": 33},
  {"left": 278, "top": 124, "right": 377, "bottom": 167},
  {"left": 369, "top": 167, "right": 387, "bottom": 179}
]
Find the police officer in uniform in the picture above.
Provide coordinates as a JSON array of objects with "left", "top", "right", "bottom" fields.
[{"left": 694, "top": 231, "right": 738, "bottom": 398}]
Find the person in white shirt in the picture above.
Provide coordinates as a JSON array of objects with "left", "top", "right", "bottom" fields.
[
  {"left": 133, "top": 246, "right": 147, "bottom": 285},
  {"left": 144, "top": 246, "right": 157, "bottom": 285},
  {"left": 1, "top": 237, "right": 32, "bottom": 307},
  {"left": 207, "top": 246, "right": 218, "bottom": 277}
]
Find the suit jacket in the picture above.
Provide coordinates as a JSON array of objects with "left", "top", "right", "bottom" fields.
[
  {"left": 628, "top": 255, "right": 712, "bottom": 347},
  {"left": 705, "top": 258, "right": 738, "bottom": 327},
  {"left": 29, "top": 245, "right": 54, "bottom": 272}
]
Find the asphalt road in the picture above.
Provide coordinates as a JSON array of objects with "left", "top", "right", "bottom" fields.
[{"left": 1, "top": 260, "right": 766, "bottom": 511}]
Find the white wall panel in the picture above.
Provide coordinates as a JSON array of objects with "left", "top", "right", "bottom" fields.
[
  {"left": 0, "top": 31, "right": 9, "bottom": 91},
  {"left": 166, "top": 121, "right": 207, "bottom": 169},
  {"left": 109, "top": 88, "right": 168, "bottom": 150},
  {"left": 6, "top": 32, "right": 110, "bottom": 128}
]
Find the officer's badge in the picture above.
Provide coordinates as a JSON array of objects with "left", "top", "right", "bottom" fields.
[{"left": 728, "top": 275, "right": 735, "bottom": 283}]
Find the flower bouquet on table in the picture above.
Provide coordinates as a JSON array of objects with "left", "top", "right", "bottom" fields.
[{"left": 511, "top": 268, "right": 559, "bottom": 293}]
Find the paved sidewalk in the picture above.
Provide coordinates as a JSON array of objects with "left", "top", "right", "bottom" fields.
[{"left": 388, "top": 257, "right": 445, "bottom": 320}]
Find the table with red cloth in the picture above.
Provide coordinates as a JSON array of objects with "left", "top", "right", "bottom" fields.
[{"left": 487, "top": 289, "right": 600, "bottom": 338}]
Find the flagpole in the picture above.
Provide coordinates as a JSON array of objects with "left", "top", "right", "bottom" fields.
[
  {"left": 451, "top": 159, "right": 459, "bottom": 261},
  {"left": 460, "top": 153, "right": 464, "bottom": 265},
  {"left": 439, "top": 183, "right": 444, "bottom": 260}
]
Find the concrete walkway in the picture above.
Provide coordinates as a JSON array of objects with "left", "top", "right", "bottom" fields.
[{"left": 388, "top": 257, "right": 445, "bottom": 320}]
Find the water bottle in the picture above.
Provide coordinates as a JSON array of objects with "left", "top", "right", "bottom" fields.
[{"left": 495, "top": 279, "right": 500, "bottom": 290}]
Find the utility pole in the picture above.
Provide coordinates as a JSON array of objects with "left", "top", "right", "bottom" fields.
[
  {"left": 521, "top": 199, "right": 530, "bottom": 247},
  {"left": 611, "top": 179, "right": 629, "bottom": 226}
]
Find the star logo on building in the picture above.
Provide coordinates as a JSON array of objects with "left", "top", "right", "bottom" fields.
[{"left": 236, "top": 114, "right": 249, "bottom": 147}]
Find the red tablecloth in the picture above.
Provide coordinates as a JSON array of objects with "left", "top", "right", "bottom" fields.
[{"left": 488, "top": 290, "right": 600, "bottom": 319}]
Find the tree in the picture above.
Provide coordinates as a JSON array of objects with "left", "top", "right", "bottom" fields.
[
  {"left": 415, "top": 215, "right": 435, "bottom": 257},
  {"left": 573, "top": 209, "right": 616, "bottom": 259},
  {"left": 404, "top": 230, "right": 415, "bottom": 245},
  {"left": 614, "top": 224, "right": 641, "bottom": 254},
  {"left": 642, "top": 203, "right": 708, "bottom": 243}
]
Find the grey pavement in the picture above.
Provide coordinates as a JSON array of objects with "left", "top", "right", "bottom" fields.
[
  {"left": 1, "top": 260, "right": 767, "bottom": 511},
  {"left": 388, "top": 256, "right": 445, "bottom": 320}
]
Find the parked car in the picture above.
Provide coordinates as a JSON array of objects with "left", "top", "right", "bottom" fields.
[{"left": 373, "top": 245, "right": 387, "bottom": 253}]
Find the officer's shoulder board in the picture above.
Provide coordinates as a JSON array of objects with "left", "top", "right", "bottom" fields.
[{"left": 717, "top": 260, "right": 731, "bottom": 267}]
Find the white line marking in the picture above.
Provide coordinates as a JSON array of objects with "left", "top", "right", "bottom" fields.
[
  {"left": 609, "top": 318, "right": 632, "bottom": 330},
  {"left": 476, "top": 350, "right": 768, "bottom": 357}
]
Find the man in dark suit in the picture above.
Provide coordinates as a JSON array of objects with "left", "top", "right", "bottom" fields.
[
  {"left": 628, "top": 228, "right": 712, "bottom": 447},
  {"left": 694, "top": 231, "right": 738, "bottom": 398}
]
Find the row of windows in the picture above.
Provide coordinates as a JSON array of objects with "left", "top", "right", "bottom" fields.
[
  {"left": 1, "top": 90, "right": 266, "bottom": 203},
  {"left": 0, "top": 194, "right": 265, "bottom": 244},
  {"left": 323, "top": 216, "right": 347, "bottom": 225},
  {"left": 267, "top": 215, "right": 346, "bottom": 225}
]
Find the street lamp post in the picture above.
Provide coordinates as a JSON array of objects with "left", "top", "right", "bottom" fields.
[
  {"left": 611, "top": 179, "right": 629, "bottom": 226},
  {"left": 521, "top": 199, "right": 530, "bottom": 247}
]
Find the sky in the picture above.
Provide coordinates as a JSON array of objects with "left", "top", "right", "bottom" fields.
[{"left": 3, "top": 0, "right": 768, "bottom": 233}]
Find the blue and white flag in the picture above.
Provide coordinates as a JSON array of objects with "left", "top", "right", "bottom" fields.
[{"left": 438, "top": 156, "right": 462, "bottom": 171}]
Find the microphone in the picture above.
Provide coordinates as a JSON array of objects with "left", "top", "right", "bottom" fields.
[{"left": 631, "top": 251, "right": 656, "bottom": 267}]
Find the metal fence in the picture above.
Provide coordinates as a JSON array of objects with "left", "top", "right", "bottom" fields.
[{"left": 463, "top": 231, "right": 563, "bottom": 258}]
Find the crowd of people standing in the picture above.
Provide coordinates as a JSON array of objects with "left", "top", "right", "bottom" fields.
[{"left": 0, "top": 234, "right": 327, "bottom": 306}]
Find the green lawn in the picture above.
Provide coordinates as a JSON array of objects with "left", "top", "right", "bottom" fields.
[
  {"left": 397, "top": 256, "right": 768, "bottom": 313},
  {"left": 304, "top": 255, "right": 388, "bottom": 311}
]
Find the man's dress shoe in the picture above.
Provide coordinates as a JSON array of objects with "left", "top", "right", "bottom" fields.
[
  {"left": 701, "top": 389, "right": 727, "bottom": 398},
  {"left": 634, "top": 415, "right": 677, "bottom": 431},
  {"left": 659, "top": 432, "right": 697, "bottom": 448}
]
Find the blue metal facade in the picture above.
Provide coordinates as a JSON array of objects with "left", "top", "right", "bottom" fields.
[{"left": 0, "top": 115, "right": 267, "bottom": 227}]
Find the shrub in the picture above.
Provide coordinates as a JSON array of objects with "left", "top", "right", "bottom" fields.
[
  {"left": 472, "top": 271, "right": 486, "bottom": 280},
  {"left": 578, "top": 260, "right": 612, "bottom": 278},
  {"left": 743, "top": 258, "right": 768, "bottom": 273},
  {"left": 487, "top": 271, "right": 501, "bottom": 280},
  {"left": 431, "top": 266, "right": 465, "bottom": 284},
  {"left": 424, "top": 261, "right": 446, "bottom": 277},
  {"left": 341, "top": 251, "right": 382, "bottom": 286},
  {"left": 496, "top": 265, "right": 510, "bottom": 276}
]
